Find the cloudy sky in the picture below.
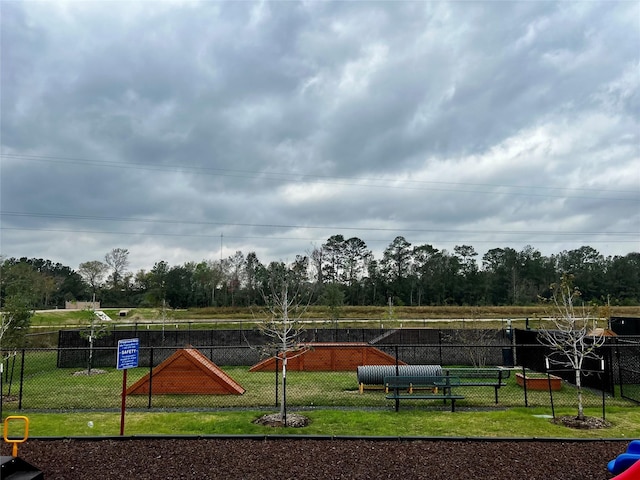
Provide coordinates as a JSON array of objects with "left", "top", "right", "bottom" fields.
[{"left": 1, "top": 0, "right": 639, "bottom": 273}]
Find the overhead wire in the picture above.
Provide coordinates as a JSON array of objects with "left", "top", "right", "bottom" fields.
[
  {"left": 2, "top": 152, "right": 638, "bottom": 201},
  {"left": 1, "top": 152, "right": 638, "bottom": 257}
]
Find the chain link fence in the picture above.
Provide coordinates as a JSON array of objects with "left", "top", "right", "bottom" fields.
[
  {"left": 617, "top": 338, "right": 640, "bottom": 403},
  {"left": 1, "top": 342, "right": 636, "bottom": 415}
]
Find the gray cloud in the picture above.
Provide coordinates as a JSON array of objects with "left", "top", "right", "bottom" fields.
[{"left": 1, "top": 0, "right": 638, "bottom": 272}]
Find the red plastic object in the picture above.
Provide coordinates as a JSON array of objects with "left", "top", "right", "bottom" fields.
[{"left": 611, "top": 457, "right": 640, "bottom": 480}]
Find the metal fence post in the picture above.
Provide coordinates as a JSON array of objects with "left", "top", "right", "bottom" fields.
[
  {"left": 275, "top": 355, "right": 279, "bottom": 408},
  {"left": 147, "top": 347, "right": 154, "bottom": 409},
  {"left": 601, "top": 360, "right": 606, "bottom": 421},
  {"left": 522, "top": 364, "right": 528, "bottom": 407},
  {"left": 545, "top": 358, "right": 555, "bottom": 419},
  {"left": 283, "top": 356, "right": 287, "bottom": 426},
  {"left": 9, "top": 354, "right": 16, "bottom": 396},
  {"left": 18, "top": 349, "right": 26, "bottom": 410}
]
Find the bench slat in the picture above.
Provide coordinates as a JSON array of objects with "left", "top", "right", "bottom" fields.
[
  {"left": 442, "top": 369, "right": 511, "bottom": 404},
  {"left": 383, "top": 376, "right": 461, "bottom": 387}
]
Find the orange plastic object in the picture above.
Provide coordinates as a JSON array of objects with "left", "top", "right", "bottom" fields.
[{"left": 3, "top": 415, "right": 30, "bottom": 457}]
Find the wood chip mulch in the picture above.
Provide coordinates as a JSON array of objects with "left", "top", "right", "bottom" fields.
[{"left": 1, "top": 437, "right": 628, "bottom": 479}]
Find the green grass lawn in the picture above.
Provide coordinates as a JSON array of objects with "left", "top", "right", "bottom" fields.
[
  {"left": 11, "top": 344, "right": 631, "bottom": 427},
  {"left": 4, "top": 352, "right": 631, "bottom": 411},
  {"left": 7, "top": 407, "right": 640, "bottom": 439},
  {"left": 32, "top": 305, "right": 640, "bottom": 324}
]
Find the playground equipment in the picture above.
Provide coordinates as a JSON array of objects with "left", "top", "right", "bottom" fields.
[
  {"left": 357, "top": 364, "right": 442, "bottom": 388},
  {"left": 1, "top": 416, "right": 43, "bottom": 479},
  {"left": 610, "top": 457, "right": 640, "bottom": 480},
  {"left": 250, "top": 343, "right": 402, "bottom": 372},
  {"left": 126, "top": 348, "right": 245, "bottom": 395},
  {"left": 608, "top": 440, "right": 640, "bottom": 476}
]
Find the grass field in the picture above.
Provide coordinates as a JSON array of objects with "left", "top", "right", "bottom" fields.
[
  {"left": 2, "top": 349, "right": 635, "bottom": 413},
  {"left": 6, "top": 407, "right": 640, "bottom": 439},
  {"left": 29, "top": 305, "right": 640, "bottom": 329}
]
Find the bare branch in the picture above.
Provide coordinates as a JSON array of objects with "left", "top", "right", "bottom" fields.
[
  {"left": 255, "top": 261, "right": 314, "bottom": 423},
  {"left": 538, "top": 274, "right": 606, "bottom": 419}
]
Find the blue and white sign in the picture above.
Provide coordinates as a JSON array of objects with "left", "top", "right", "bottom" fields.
[{"left": 117, "top": 338, "right": 139, "bottom": 370}]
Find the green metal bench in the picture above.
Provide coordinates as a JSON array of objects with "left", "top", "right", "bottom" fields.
[
  {"left": 384, "top": 375, "right": 464, "bottom": 412},
  {"left": 443, "top": 368, "right": 511, "bottom": 404}
]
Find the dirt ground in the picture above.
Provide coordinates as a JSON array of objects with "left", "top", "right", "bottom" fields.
[{"left": 1, "top": 437, "right": 628, "bottom": 479}]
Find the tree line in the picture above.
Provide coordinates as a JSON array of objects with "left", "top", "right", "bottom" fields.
[{"left": 1, "top": 237, "right": 639, "bottom": 311}]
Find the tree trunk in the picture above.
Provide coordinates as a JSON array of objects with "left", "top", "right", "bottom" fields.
[
  {"left": 280, "top": 354, "right": 287, "bottom": 424},
  {"left": 575, "top": 367, "right": 584, "bottom": 420},
  {"left": 88, "top": 335, "right": 94, "bottom": 375},
  {"left": 280, "top": 288, "right": 289, "bottom": 425}
]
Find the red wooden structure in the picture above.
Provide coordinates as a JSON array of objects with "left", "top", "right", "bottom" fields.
[
  {"left": 126, "top": 348, "right": 245, "bottom": 395},
  {"left": 249, "top": 342, "right": 405, "bottom": 372}
]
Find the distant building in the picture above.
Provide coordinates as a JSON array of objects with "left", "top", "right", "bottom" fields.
[{"left": 65, "top": 301, "right": 100, "bottom": 310}]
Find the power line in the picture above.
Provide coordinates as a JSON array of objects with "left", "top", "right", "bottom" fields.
[
  {"left": 1, "top": 211, "right": 637, "bottom": 237},
  {"left": 1, "top": 226, "right": 637, "bottom": 248},
  {"left": 2, "top": 152, "right": 638, "bottom": 201}
]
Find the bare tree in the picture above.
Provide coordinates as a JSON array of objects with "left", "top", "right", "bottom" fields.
[
  {"left": 538, "top": 275, "right": 606, "bottom": 420},
  {"left": 105, "top": 248, "right": 130, "bottom": 289},
  {"left": 0, "top": 312, "right": 11, "bottom": 347},
  {"left": 158, "top": 298, "right": 173, "bottom": 344},
  {"left": 79, "top": 308, "right": 111, "bottom": 374},
  {"left": 258, "top": 261, "right": 312, "bottom": 425},
  {"left": 215, "top": 260, "right": 228, "bottom": 306},
  {"left": 457, "top": 318, "right": 496, "bottom": 368},
  {"left": 227, "top": 251, "right": 245, "bottom": 306},
  {"left": 309, "top": 245, "right": 324, "bottom": 288},
  {"left": 78, "top": 260, "right": 109, "bottom": 300}
]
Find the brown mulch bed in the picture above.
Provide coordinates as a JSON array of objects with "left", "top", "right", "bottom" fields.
[
  {"left": 253, "top": 412, "right": 311, "bottom": 427},
  {"left": 555, "top": 415, "right": 612, "bottom": 429},
  {"left": 1, "top": 438, "right": 626, "bottom": 479}
]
